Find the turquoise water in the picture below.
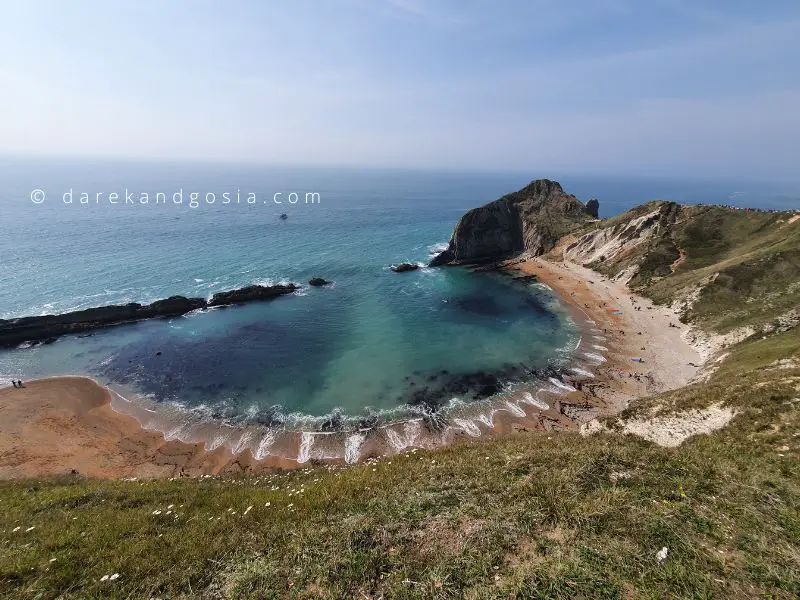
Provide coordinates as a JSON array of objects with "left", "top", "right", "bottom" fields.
[
  {"left": 0, "top": 161, "right": 580, "bottom": 431},
  {"left": 0, "top": 160, "right": 796, "bottom": 459}
]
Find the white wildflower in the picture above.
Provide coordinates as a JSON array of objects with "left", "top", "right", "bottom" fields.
[{"left": 656, "top": 547, "right": 669, "bottom": 562}]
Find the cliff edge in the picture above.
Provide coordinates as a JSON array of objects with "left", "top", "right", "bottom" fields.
[{"left": 429, "top": 179, "right": 596, "bottom": 266}]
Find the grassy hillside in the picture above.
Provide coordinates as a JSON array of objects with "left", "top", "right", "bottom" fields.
[
  {"left": 2, "top": 201, "right": 798, "bottom": 599},
  {"left": 582, "top": 205, "right": 800, "bottom": 333},
  {"left": 1, "top": 328, "right": 798, "bottom": 599}
]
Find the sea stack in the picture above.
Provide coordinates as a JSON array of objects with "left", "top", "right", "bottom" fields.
[{"left": 429, "top": 179, "right": 598, "bottom": 266}]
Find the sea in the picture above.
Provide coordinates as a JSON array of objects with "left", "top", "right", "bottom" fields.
[{"left": 0, "top": 158, "right": 797, "bottom": 461}]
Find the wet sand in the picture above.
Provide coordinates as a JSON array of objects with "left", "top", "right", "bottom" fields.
[
  {"left": 0, "top": 377, "right": 297, "bottom": 479},
  {"left": 0, "top": 256, "right": 703, "bottom": 480}
]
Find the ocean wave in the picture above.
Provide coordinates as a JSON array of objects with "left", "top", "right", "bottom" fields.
[{"left": 428, "top": 242, "right": 449, "bottom": 255}]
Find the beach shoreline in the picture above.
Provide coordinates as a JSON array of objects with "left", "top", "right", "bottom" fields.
[
  {"left": 501, "top": 255, "right": 703, "bottom": 413},
  {"left": 0, "top": 376, "right": 300, "bottom": 479},
  {"left": 0, "top": 256, "right": 704, "bottom": 480}
]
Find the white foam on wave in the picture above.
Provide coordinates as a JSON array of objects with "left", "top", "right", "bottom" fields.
[
  {"left": 231, "top": 430, "right": 256, "bottom": 455},
  {"left": 584, "top": 352, "right": 607, "bottom": 364},
  {"left": 250, "top": 278, "right": 276, "bottom": 287},
  {"left": 344, "top": 432, "right": 367, "bottom": 464},
  {"left": 593, "top": 335, "right": 607, "bottom": 342},
  {"left": 521, "top": 391, "right": 550, "bottom": 410},
  {"left": 384, "top": 419, "right": 422, "bottom": 451},
  {"left": 206, "top": 428, "right": 234, "bottom": 452},
  {"left": 254, "top": 431, "right": 276, "bottom": 460},
  {"left": 570, "top": 366, "right": 595, "bottom": 378},
  {"left": 592, "top": 344, "right": 608, "bottom": 351},
  {"left": 452, "top": 418, "right": 482, "bottom": 437},
  {"left": 504, "top": 401, "right": 526, "bottom": 418},
  {"left": 428, "top": 242, "right": 449, "bottom": 255},
  {"left": 549, "top": 378, "right": 577, "bottom": 392},
  {"left": 476, "top": 412, "right": 495, "bottom": 428},
  {"left": 297, "top": 431, "right": 315, "bottom": 463},
  {"left": 164, "top": 423, "right": 188, "bottom": 442},
  {"left": 384, "top": 428, "right": 403, "bottom": 450}
]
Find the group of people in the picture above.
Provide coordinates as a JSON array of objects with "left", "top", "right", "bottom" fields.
[{"left": 9, "top": 379, "right": 24, "bottom": 388}]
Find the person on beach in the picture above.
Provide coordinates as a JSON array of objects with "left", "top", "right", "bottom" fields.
[
  {"left": 16, "top": 380, "right": 23, "bottom": 388},
  {"left": 11, "top": 380, "right": 17, "bottom": 388}
]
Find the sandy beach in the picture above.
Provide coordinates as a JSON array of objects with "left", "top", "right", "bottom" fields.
[
  {"left": 0, "top": 257, "right": 704, "bottom": 480},
  {"left": 506, "top": 255, "right": 702, "bottom": 405},
  {"left": 0, "top": 377, "right": 297, "bottom": 479}
]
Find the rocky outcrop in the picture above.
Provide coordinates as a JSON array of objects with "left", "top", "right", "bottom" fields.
[
  {"left": 0, "top": 283, "right": 300, "bottom": 347},
  {"left": 586, "top": 198, "right": 600, "bottom": 219},
  {"left": 430, "top": 179, "right": 596, "bottom": 266},
  {"left": 208, "top": 283, "right": 298, "bottom": 307},
  {"left": 391, "top": 263, "right": 419, "bottom": 273},
  {"left": 563, "top": 201, "right": 684, "bottom": 288},
  {"left": 308, "top": 277, "right": 331, "bottom": 287},
  {"left": 564, "top": 202, "right": 677, "bottom": 266}
]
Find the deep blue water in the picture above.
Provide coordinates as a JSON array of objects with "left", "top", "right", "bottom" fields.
[{"left": 0, "top": 159, "right": 797, "bottom": 430}]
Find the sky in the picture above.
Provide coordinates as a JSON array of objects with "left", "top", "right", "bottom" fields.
[{"left": 1, "top": 0, "right": 799, "bottom": 179}]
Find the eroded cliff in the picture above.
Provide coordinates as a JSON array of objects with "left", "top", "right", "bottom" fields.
[{"left": 430, "top": 179, "right": 596, "bottom": 266}]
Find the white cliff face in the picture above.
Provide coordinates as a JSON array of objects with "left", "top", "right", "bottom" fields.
[{"left": 563, "top": 207, "right": 664, "bottom": 266}]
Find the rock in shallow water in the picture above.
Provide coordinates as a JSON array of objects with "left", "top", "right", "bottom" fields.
[
  {"left": 391, "top": 263, "right": 419, "bottom": 273},
  {"left": 0, "top": 283, "right": 301, "bottom": 347}
]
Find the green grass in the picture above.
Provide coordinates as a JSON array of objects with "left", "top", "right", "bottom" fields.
[
  {"left": 2, "top": 330, "right": 798, "bottom": 599},
  {"left": 2, "top": 202, "right": 799, "bottom": 598},
  {"left": 581, "top": 204, "right": 800, "bottom": 333}
]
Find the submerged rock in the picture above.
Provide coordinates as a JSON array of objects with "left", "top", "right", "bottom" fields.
[{"left": 391, "top": 263, "right": 419, "bottom": 273}]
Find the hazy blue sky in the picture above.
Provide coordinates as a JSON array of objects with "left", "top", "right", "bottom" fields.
[{"left": 1, "top": 1, "right": 799, "bottom": 178}]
